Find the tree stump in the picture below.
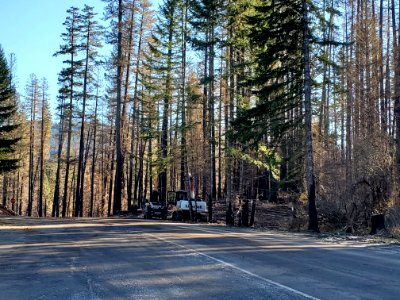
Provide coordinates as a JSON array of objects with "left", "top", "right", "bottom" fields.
[{"left": 226, "top": 202, "right": 234, "bottom": 226}]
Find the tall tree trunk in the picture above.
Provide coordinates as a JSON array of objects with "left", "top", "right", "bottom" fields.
[
  {"left": 394, "top": 0, "right": 400, "bottom": 202},
  {"left": 385, "top": 6, "right": 392, "bottom": 136},
  {"left": 38, "top": 80, "right": 47, "bottom": 217},
  {"left": 303, "top": 0, "right": 319, "bottom": 232},
  {"left": 27, "top": 79, "right": 37, "bottom": 217},
  {"left": 114, "top": 0, "right": 124, "bottom": 213},
  {"left": 319, "top": 0, "right": 329, "bottom": 138},
  {"left": 122, "top": 0, "right": 137, "bottom": 209},
  {"left": 89, "top": 86, "right": 99, "bottom": 217},
  {"left": 208, "top": 24, "right": 216, "bottom": 222},
  {"left": 128, "top": 9, "right": 145, "bottom": 210},
  {"left": 379, "top": 0, "right": 386, "bottom": 133},
  {"left": 62, "top": 54, "right": 75, "bottom": 218},
  {"left": 75, "top": 22, "right": 92, "bottom": 218},
  {"left": 345, "top": 0, "right": 354, "bottom": 231},
  {"left": 202, "top": 49, "right": 208, "bottom": 201},
  {"left": 180, "top": 0, "right": 188, "bottom": 192},
  {"left": 135, "top": 139, "right": 146, "bottom": 207},
  {"left": 158, "top": 16, "right": 174, "bottom": 203},
  {"left": 226, "top": 38, "right": 235, "bottom": 225},
  {"left": 52, "top": 97, "right": 64, "bottom": 217},
  {"left": 109, "top": 147, "right": 115, "bottom": 216},
  {"left": 218, "top": 54, "right": 223, "bottom": 201}
]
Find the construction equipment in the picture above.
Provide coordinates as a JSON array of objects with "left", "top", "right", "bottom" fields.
[
  {"left": 143, "top": 201, "right": 167, "bottom": 220},
  {"left": 167, "top": 190, "right": 208, "bottom": 221}
]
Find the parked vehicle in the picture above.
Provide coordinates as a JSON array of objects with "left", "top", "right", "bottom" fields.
[
  {"left": 143, "top": 201, "right": 167, "bottom": 220},
  {"left": 167, "top": 190, "right": 208, "bottom": 221}
]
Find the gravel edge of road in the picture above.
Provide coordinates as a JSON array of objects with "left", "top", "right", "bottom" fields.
[{"left": 1, "top": 216, "right": 399, "bottom": 246}]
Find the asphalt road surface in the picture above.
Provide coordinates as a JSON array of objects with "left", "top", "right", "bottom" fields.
[{"left": 0, "top": 218, "right": 399, "bottom": 300}]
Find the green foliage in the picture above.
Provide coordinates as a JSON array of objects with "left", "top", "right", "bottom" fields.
[
  {"left": 54, "top": 6, "right": 84, "bottom": 105},
  {"left": 0, "top": 45, "right": 20, "bottom": 172},
  {"left": 149, "top": 0, "right": 182, "bottom": 70},
  {"left": 230, "top": 0, "right": 305, "bottom": 147},
  {"left": 189, "top": 0, "right": 225, "bottom": 42},
  {"left": 228, "top": 0, "right": 313, "bottom": 195},
  {"left": 230, "top": 143, "right": 281, "bottom": 179},
  {"left": 146, "top": 0, "right": 183, "bottom": 125}
]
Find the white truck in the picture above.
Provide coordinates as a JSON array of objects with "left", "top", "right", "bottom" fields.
[{"left": 167, "top": 190, "right": 208, "bottom": 221}]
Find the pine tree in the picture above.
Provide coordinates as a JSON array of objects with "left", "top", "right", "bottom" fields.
[
  {"left": 148, "top": 0, "right": 182, "bottom": 202},
  {"left": 54, "top": 6, "right": 83, "bottom": 217},
  {"left": 302, "top": 0, "right": 318, "bottom": 232},
  {"left": 189, "top": 0, "right": 225, "bottom": 221},
  {"left": 89, "top": 78, "right": 101, "bottom": 217},
  {"left": 225, "top": 0, "right": 254, "bottom": 223},
  {"left": 75, "top": 5, "right": 103, "bottom": 217},
  {"left": 114, "top": 0, "right": 124, "bottom": 214},
  {"left": 238, "top": 0, "right": 320, "bottom": 231},
  {"left": 0, "top": 45, "right": 19, "bottom": 173},
  {"left": 38, "top": 78, "right": 51, "bottom": 217},
  {"left": 127, "top": 0, "right": 154, "bottom": 209},
  {"left": 52, "top": 89, "right": 67, "bottom": 217},
  {"left": 26, "top": 74, "right": 39, "bottom": 217}
]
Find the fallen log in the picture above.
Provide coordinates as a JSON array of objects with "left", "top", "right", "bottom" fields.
[{"left": 0, "top": 204, "right": 16, "bottom": 216}]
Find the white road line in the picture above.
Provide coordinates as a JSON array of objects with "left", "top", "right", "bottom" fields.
[{"left": 146, "top": 232, "right": 320, "bottom": 300}]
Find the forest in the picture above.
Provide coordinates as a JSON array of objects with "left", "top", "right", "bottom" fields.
[{"left": 1, "top": 0, "right": 400, "bottom": 235}]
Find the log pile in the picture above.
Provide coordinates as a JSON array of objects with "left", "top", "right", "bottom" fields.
[
  {"left": 255, "top": 204, "right": 294, "bottom": 229},
  {"left": 0, "top": 204, "right": 16, "bottom": 216},
  {"left": 213, "top": 200, "right": 295, "bottom": 229}
]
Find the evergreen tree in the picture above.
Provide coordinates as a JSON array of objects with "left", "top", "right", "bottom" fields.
[
  {"left": 75, "top": 4, "right": 103, "bottom": 217},
  {"left": 38, "top": 78, "right": 51, "bottom": 217},
  {"left": 189, "top": 0, "right": 225, "bottom": 220},
  {"left": 148, "top": 0, "right": 182, "bottom": 202},
  {"left": 54, "top": 6, "right": 83, "bottom": 217},
  {"left": 52, "top": 88, "right": 67, "bottom": 217},
  {"left": 235, "top": 0, "right": 320, "bottom": 231},
  {"left": 26, "top": 74, "right": 39, "bottom": 216},
  {"left": 302, "top": 0, "right": 318, "bottom": 232},
  {"left": 0, "top": 45, "right": 19, "bottom": 173},
  {"left": 127, "top": 0, "right": 154, "bottom": 209},
  {"left": 102, "top": 0, "right": 125, "bottom": 214}
]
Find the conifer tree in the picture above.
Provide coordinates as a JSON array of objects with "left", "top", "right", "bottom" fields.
[
  {"left": 38, "top": 78, "right": 51, "bottom": 217},
  {"left": 114, "top": 0, "right": 124, "bottom": 214},
  {"left": 52, "top": 86, "right": 68, "bottom": 217},
  {"left": 26, "top": 74, "right": 39, "bottom": 217},
  {"left": 239, "top": 0, "right": 319, "bottom": 231},
  {"left": 0, "top": 45, "right": 19, "bottom": 173},
  {"left": 54, "top": 6, "right": 83, "bottom": 217},
  {"left": 75, "top": 5, "right": 103, "bottom": 217},
  {"left": 127, "top": 0, "right": 154, "bottom": 209},
  {"left": 189, "top": 0, "right": 224, "bottom": 221},
  {"left": 148, "top": 0, "right": 182, "bottom": 202},
  {"left": 302, "top": 0, "right": 318, "bottom": 232}
]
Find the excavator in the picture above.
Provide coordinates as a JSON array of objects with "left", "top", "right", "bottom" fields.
[
  {"left": 167, "top": 176, "right": 208, "bottom": 221},
  {"left": 167, "top": 190, "right": 208, "bottom": 221}
]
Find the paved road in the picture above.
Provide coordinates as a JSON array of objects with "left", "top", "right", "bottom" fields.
[{"left": 0, "top": 218, "right": 399, "bottom": 300}]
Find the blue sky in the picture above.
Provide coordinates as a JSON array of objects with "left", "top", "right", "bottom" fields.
[{"left": 0, "top": 0, "right": 105, "bottom": 110}]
